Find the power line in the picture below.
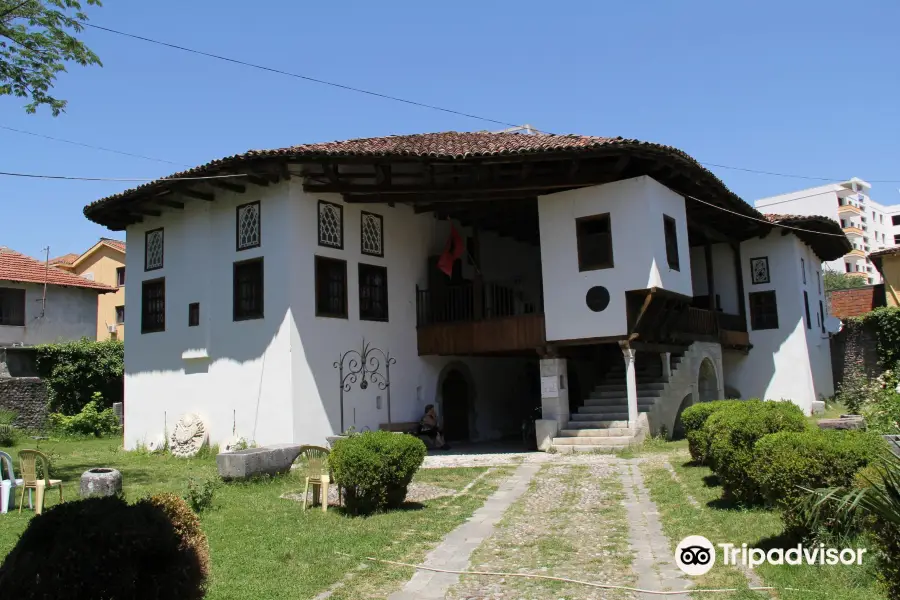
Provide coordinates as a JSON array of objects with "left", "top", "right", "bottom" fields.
[
  {"left": 0, "top": 171, "right": 247, "bottom": 182},
  {"left": 685, "top": 194, "right": 849, "bottom": 237},
  {"left": 699, "top": 161, "right": 900, "bottom": 184},
  {"left": 0, "top": 125, "right": 188, "bottom": 166},
  {"left": 83, "top": 22, "right": 520, "bottom": 129}
]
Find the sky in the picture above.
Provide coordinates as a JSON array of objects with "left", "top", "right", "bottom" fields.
[{"left": 1, "top": 0, "right": 899, "bottom": 260}]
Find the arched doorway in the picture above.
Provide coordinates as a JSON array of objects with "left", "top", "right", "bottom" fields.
[
  {"left": 672, "top": 393, "right": 693, "bottom": 440},
  {"left": 698, "top": 358, "right": 719, "bottom": 403},
  {"left": 441, "top": 369, "right": 470, "bottom": 441}
]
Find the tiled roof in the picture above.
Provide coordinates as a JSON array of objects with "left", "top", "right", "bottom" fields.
[
  {"left": 100, "top": 238, "right": 126, "bottom": 253},
  {"left": 49, "top": 253, "right": 78, "bottom": 266},
  {"left": 0, "top": 247, "right": 115, "bottom": 291},
  {"left": 869, "top": 246, "right": 900, "bottom": 259},
  {"left": 762, "top": 213, "right": 852, "bottom": 261}
]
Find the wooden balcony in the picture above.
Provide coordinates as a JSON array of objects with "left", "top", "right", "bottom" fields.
[{"left": 416, "top": 281, "right": 545, "bottom": 356}]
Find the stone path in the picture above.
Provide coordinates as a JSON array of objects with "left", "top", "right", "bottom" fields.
[
  {"left": 387, "top": 460, "right": 545, "bottom": 600},
  {"left": 619, "top": 462, "right": 691, "bottom": 600}
]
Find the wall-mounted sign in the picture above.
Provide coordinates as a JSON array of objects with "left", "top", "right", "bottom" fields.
[{"left": 540, "top": 376, "right": 559, "bottom": 398}]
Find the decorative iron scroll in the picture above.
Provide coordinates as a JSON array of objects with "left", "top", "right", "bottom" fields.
[{"left": 333, "top": 339, "right": 396, "bottom": 432}]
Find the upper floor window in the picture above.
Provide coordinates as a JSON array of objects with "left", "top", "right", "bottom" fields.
[
  {"left": 233, "top": 258, "right": 264, "bottom": 321},
  {"left": 895, "top": 234, "right": 900, "bottom": 245},
  {"left": 663, "top": 215, "right": 680, "bottom": 271},
  {"left": 141, "top": 278, "right": 165, "bottom": 333},
  {"left": 359, "top": 263, "right": 388, "bottom": 321},
  {"left": 115, "top": 305, "right": 125, "bottom": 325},
  {"left": 575, "top": 213, "right": 613, "bottom": 271},
  {"left": 0, "top": 287, "right": 26, "bottom": 326},
  {"left": 803, "top": 291, "right": 811, "bottom": 330},
  {"left": 315, "top": 255, "right": 348, "bottom": 318},
  {"left": 189, "top": 302, "right": 200, "bottom": 327},
  {"left": 144, "top": 228, "right": 164, "bottom": 271},
  {"left": 361, "top": 211, "right": 384, "bottom": 257},
  {"left": 116, "top": 266, "right": 125, "bottom": 287},
  {"left": 318, "top": 200, "right": 343, "bottom": 249},
  {"left": 801, "top": 258, "right": 806, "bottom": 284},
  {"left": 749, "top": 290, "right": 779, "bottom": 330},
  {"left": 893, "top": 215, "right": 900, "bottom": 227},
  {"left": 236, "top": 201, "right": 261, "bottom": 251}
]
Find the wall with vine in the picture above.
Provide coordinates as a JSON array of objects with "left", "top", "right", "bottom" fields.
[{"left": 35, "top": 338, "right": 124, "bottom": 415}]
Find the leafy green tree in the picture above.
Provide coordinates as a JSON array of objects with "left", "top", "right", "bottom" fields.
[
  {"left": 824, "top": 268, "right": 866, "bottom": 291},
  {"left": 0, "top": 0, "right": 102, "bottom": 115}
]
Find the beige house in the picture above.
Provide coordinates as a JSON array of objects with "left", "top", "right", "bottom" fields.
[{"left": 51, "top": 238, "right": 126, "bottom": 340}]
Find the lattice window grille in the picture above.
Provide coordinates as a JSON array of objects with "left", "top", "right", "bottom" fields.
[
  {"left": 361, "top": 212, "right": 383, "bottom": 256},
  {"left": 146, "top": 230, "right": 164, "bottom": 270},
  {"left": 319, "top": 201, "right": 342, "bottom": 248},
  {"left": 237, "top": 203, "right": 260, "bottom": 249}
]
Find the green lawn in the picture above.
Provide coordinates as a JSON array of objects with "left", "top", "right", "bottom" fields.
[
  {"left": 1, "top": 436, "right": 506, "bottom": 600},
  {"left": 640, "top": 446, "right": 886, "bottom": 600}
]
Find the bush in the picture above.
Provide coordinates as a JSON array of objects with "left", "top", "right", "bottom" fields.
[
  {"left": 706, "top": 400, "right": 808, "bottom": 504},
  {"left": 148, "top": 493, "right": 211, "bottom": 582},
  {"left": 858, "top": 306, "right": 900, "bottom": 367},
  {"left": 835, "top": 368, "right": 877, "bottom": 415},
  {"left": 35, "top": 338, "right": 123, "bottom": 414},
  {"left": 752, "top": 429, "right": 886, "bottom": 540},
  {"left": 0, "top": 495, "right": 208, "bottom": 599},
  {"left": 49, "top": 395, "right": 120, "bottom": 437},
  {"left": 329, "top": 430, "right": 427, "bottom": 515},
  {"left": 680, "top": 400, "right": 748, "bottom": 464},
  {"left": 0, "top": 409, "right": 17, "bottom": 446},
  {"left": 861, "top": 367, "right": 900, "bottom": 435},
  {"left": 184, "top": 477, "right": 218, "bottom": 513}
]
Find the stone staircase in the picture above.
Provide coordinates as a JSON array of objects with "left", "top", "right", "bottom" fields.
[{"left": 551, "top": 353, "right": 686, "bottom": 452}]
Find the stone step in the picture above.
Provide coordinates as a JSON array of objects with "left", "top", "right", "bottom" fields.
[
  {"left": 599, "top": 376, "right": 668, "bottom": 385},
  {"left": 591, "top": 389, "right": 663, "bottom": 399},
  {"left": 552, "top": 443, "right": 632, "bottom": 453},
  {"left": 577, "top": 404, "right": 653, "bottom": 415},
  {"left": 573, "top": 411, "right": 630, "bottom": 421},
  {"left": 594, "top": 382, "right": 666, "bottom": 392},
  {"left": 552, "top": 436, "right": 632, "bottom": 446},
  {"left": 566, "top": 419, "right": 630, "bottom": 428},
  {"left": 558, "top": 427, "right": 632, "bottom": 437}
]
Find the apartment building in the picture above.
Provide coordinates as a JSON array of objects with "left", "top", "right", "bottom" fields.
[{"left": 755, "top": 178, "right": 900, "bottom": 285}]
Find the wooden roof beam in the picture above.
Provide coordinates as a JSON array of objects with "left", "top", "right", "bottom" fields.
[
  {"left": 153, "top": 198, "right": 185, "bottom": 209},
  {"left": 211, "top": 180, "right": 247, "bottom": 194},
  {"left": 182, "top": 188, "right": 215, "bottom": 202}
]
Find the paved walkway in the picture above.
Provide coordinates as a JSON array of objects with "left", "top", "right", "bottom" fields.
[{"left": 387, "top": 460, "right": 545, "bottom": 600}]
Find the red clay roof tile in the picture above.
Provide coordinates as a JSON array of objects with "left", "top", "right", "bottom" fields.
[{"left": 0, "top": 247, "right": 114, "bottom": 291}]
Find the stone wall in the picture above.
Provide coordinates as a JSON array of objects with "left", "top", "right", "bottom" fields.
[
  {"left": 0, "top": 377, "right": 48, "bottom": 429},
  {"left": 831, "top": 319, "right": 882, "bottom": 392},
  {"left": 827, "top": 285, "right": 886, "bottom": 319}
]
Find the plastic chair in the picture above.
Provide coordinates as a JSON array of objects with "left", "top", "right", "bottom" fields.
[
  {"left": 298, "top": 445, "right": 334, "bottom": 513},
  {"left": 1, "top": 450, "right": 27, "bottom": 514},
  {"left": 18, "top": 450, "right": 64, "bottom": 515}
]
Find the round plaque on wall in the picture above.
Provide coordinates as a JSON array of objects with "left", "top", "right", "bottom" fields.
[{"left": 586, "top": 286, "right": 610, "bottom": 312}]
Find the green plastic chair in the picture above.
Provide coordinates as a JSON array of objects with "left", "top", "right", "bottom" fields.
[
  {"left": 18, "top": 450, "right": 64, "bottom": 515},
  {"left": 298, "top": 445, "right": 335, "bottom": 512}
]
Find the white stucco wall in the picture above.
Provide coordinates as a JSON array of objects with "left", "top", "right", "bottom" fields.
[
  {"left": 722, "top": 231, "right": 833, "bottom": 414},
  {"left": 0, "top": 282, "right": 100, "bottom": 346},
  {"left": 539, "top": 176, "right": 692, "bottom": 342},
  {"left": 688, "top": 243, "right": 740, "bottom": 315}
]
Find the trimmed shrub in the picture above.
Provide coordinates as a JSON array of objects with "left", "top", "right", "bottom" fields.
[
  {"left": 148, "top": 493, "right": 211, "bottom": 582},
  {"left": 752, "top": 429, "right": 886, "bottom": 539},
  {"left": 0, "top": 495, "right": 208, "bottom": 599},
  {"left": 851, "top": 465, "right": 900, "bottom": 600},
  {"left": 681, "top": 399, "right": 748, "bottom": 464},
  {"left": 706, "top": 400, "right": 808, "bottom": 504},
  {"left": 35, "top": 338, "right": 123, "bottom": 414},
  {"left": 49, "top": 395, "right": 119, "bottom": 437},
  {"left": 330, "top": 430, "right": 427, "bottom": 515}
]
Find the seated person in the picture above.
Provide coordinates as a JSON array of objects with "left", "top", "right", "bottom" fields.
[{"left": 419, "top": 404, "right": 450, "bottom": 450}]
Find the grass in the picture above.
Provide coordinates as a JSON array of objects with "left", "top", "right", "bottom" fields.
[
  {"left": 640, "top": 444, "right": 886, "bottom": 600},
  {"left": 0, "top": 436, "right": 508, "bottom": 600}
]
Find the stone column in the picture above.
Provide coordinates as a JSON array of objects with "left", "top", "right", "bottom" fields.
[
  {"left": 661, "top": 352, "right": 671, "bottom": 379},
  {"left": 621, "top": 344, "right": 638, "bottom": 428},
  {"left": 536, "top": 357, "right": 568, "bottom": 451}
]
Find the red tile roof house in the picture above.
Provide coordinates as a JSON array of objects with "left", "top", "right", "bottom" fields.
[
  {"left": 0, "top": 247, "right": 115, "bottom": 346},
  {"left": 82, "top": 131, "right": 850, "bottom": 452}
]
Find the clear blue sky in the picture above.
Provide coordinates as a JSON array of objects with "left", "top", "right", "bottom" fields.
[{"left": 2, "top": 0, "right": 898, "bottom": 260}]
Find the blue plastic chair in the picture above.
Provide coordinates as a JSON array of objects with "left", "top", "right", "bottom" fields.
[{"left": 0, "top": 450, "right": 27, "bottom": 514}]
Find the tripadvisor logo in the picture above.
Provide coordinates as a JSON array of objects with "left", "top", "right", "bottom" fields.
[{"left": 675, "top": 536, "right": 867, "bottom": 576}]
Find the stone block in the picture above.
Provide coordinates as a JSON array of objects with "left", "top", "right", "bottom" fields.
[
  {"left": 535, "top": 419, "right": 559, "bottom": 451},
  {"left": 0, "top": 377, "right": 48, "bottom": 430},
  {"left": 817, "top": 416, "right": 865, "bottom": 431},
  {"left": 112, "top": 402, "right": 124, "bottom": 425},
  {"left": 811, "top": 400, "right": 825, "bottom": 415},
  {"left": 216, "top": 444, "right": 302, "bottom": 480},
  {"left": 80, "top": 468, "right": 123, "bottom": 498}
]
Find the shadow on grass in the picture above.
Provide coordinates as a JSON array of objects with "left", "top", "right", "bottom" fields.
[
  {"left": 703, "top": 474, "right": 721, "bottom": 488},
  {"left": 752, "top": 531, "right": 802, "bottom": 552},
  {"left": 705, "top": 496, "right": 748, "bottom": 511}
]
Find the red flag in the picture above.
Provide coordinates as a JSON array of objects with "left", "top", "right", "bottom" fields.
[{"left": 437, "top": 223, "right": 464, "bottom": 277}]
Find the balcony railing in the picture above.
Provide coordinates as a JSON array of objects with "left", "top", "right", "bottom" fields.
[{"left": 416, "top": 280, "right": 542, "bottom": 327}]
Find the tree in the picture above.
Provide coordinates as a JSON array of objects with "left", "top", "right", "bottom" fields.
[
  {"left": 824, "top": 268, "right": 867, "bottom": 291},
  {"left": 0, "top": 0, "right": 102, "bottom": 115}
]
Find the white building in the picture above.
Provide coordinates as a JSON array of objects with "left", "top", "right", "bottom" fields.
[
  {"left": 0, "top": 247, "right": 115, "bottom": 346},
  {"left": 755, "top": 178, "right": 900, "bottom": 285},
  {"left": 83, "top": 132, "right": 850, "bottom": 452}
]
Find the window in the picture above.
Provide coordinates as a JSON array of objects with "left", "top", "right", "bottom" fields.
[
  {"left": 116, "top": 266, "right": 125, "bottom": 287},
  {"left": 893, "top": 215, "right": 900, "bottom": 226},
  {"left": 141, "top": 279, "right": 165, "bottom": 333},
  {"left": 845, "top": 262, "right": 851, "bottom": 273},
  {"left": 233, "top": 258, "right": 264, "bottom": 321},
  {"left": 115, "top": 305, "right": 125, "bottom": 325},
  {"left": 318, "top": 200, "right": 343, "bottom": 249},
  {"left": 819, "top": 300, "right": 826, "bottom": 333},
  {"left": 0, "top": 287, "right": 25, "bottom": 326},
  {"left": 188, "top": 302, "right": 200, "bottom": 327},
  {"left": 144, "top": 228, "right": 164, "bottom": 271},
  {"left": 360, "top": 211, "right": 384, "bottom": 257},
  {"left": 315, "top": 256, "right": 348, "bottom": 318},
  {"left": 803, "top": 291, "right": 811, "bottom": 330},
  {"left": 895, "top": 234, "right": 900, "bottom": 245},
  {"left": 881, "top": 215, "right": 884, "bottom": 224},
  {"left": 575, "top": 213, "right": 613, "bottom": 271},
  {"left": 749, "top": 290, "right": 779, "bottom": 330},
  {"left": 663, "top": 215, "right": 680, "bottom": 271},
  {"left": 873, "top": 211, "right": 876, "bottom": 219},
  {"left": 359, "top": 263, "right": 388, "bottom": 321},
  {"left": 840, "top": 219, "right": 846, "bottom": 227},
  {"left": 236, "top": 200, "right": 261, "bottom": 251},
  {"left": 816, "top": 271, "right": 821, "bottom": 294},
  {"left": 801, "top": 258, "right": 806, "bottom": 284}
]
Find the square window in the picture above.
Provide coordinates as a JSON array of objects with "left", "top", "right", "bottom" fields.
[
  {"left": 188, "top": 302, "right": 200, "bottom": 327},
  {"left": 575, "top": 214, "right": 613, "bottom": 271},
  {"left": 663, "top": 215, "right": 680, "bottom": 271},
  {"left": 801, "top": 258, "right": 806, "bottom": 284},
  {"left": 804, "top": 291, "right": 811, "bottom": 330},
  {"left": 361, "top": 211, "right": 384, "bottom": 257},
  {"left": 819, "top": 300, "right": 825, "bottom": 333},
  {"left": 115, "top": 305, "right": 125, "bottom": 325},
  {"left": 141, "top": 278, "right": 165, "bottom": 333},
  {"left": 144, "top": 228, "right": 164, "bottom": 271},
  {"left": 750, "top": 257, "right": 770, "bottom": 284},
  {"left": 236, "top": 201, "right": 261, "bottom": 251},
  {"left": 0, "top": 287, "right": 26, "bottom": 326},
  {"left": 749, "top": 290, "right": 779, "bottom": 330},
  {"left": 359, "top": 263, "right": 388, "bottom": 321},
  {"left": 233, "top": 258, "right": 264, "bottom": 321},
  {"left": 315, "top": 256, "right": 348, "bottom": 318},
  {"left": 318, "top": 200, "right": 343, "bottom": 249},
  {"left": 116, "top": 266, "right": 125, "bottom": 287}
]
